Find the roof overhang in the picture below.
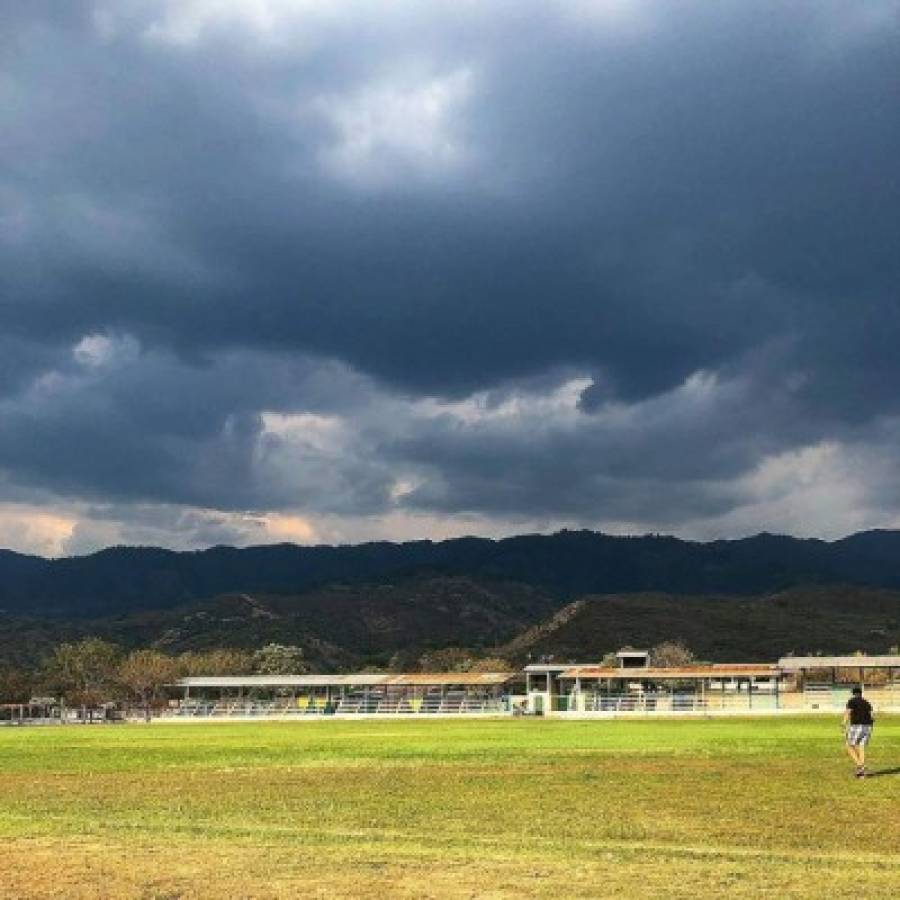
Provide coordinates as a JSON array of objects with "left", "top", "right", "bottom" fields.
[
  {"left": 777, "top": 656, "right": 900, "bottom": 671},
  {"left": 176, "top": 672, "right": 514, "bottom": 689},
  {"left": 176, "top": 674, "right": 390, "bottom": 689},
  {"left": 385, "top": 672, "right": 514, "bottom": 687},
  {"left": 558, "top": 664, "right": 778, "bottom": 680}
]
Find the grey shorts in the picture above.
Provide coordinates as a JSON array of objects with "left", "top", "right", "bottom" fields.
[{"left": 846, "top": 724, "right": 872, "bottom": 747}]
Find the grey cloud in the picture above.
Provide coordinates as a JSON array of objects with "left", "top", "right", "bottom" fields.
[
  {"left": 1, "top": 1, "right": 899, "bottom": 545},
  {"left": 62, "top": 505, "right": 268, "bottom": 556},
  {"left": 5, "top": 2, "right": 896, "bottom": 396},
  {"left": 0, "top": 345, "right": 392, "bottom": 512}
]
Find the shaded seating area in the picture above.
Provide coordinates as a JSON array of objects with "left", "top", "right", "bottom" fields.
[
  {"left": 777, "top": 656, "right": 900, "bottom": 712},
  {"left": 555, "top": 664, "right": 780, "bottom": 715},
  {"left": 525, "top": 654, "right": 900, "bottom": 716},
  {"left": 167, "top": 672, "right": 515, "bottom": 717}
]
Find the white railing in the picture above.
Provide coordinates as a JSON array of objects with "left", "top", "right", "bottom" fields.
[
  {"left": 565, "top": 683, "right": 900, "bottom": 715},
  {"left": 576, "top": 691, "right": 780, "bottom": 714},
  {"left": 166, "top": 694, "right": 508, "bottom": 717}
]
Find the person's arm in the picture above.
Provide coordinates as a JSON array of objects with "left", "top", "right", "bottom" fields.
[{"left": 842, "top": 702, "right": 851, "bottom": 727}]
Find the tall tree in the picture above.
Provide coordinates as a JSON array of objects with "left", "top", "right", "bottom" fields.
[
  {"left": 119, "top": 650, "right": 179, "bottom": 721},
  {"left": 253, "top": 644, "right": 308, "bottom": 676},
  {"left": 44, "top": 638, "right": 121, "bottom": 716},
  {"left": 178, "top": 649, "right": 254, "bottom": 676},
  {"left": 649, "top": 641, "right": 695, "bottom": 668},
  {"left": 0, "top": 666, "right": 36, "bottom": 704}
]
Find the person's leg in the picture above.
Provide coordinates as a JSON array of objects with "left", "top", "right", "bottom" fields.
[{"left": 847, "top": 737, "right": 867, "bottom": 772}]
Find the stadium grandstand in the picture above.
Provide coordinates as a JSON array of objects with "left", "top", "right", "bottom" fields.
[
  {"left": 167, "top": 672, "right": 517, "bottom": 718},
  {"left": 160, "top": 654, "right": 900, "bottom": 719}
]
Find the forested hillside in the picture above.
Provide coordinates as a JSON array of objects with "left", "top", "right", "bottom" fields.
[{"left": 1, "top": 577, "right": 898, "bottom": 671}]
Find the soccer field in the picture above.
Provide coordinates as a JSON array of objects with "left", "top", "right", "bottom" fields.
[{"left": 1, "top": 717, "right": 898, "bottom": 898}]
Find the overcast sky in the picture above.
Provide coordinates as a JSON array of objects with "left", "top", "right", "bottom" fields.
[{"left": 2, "top": 1, "right": 899, "bottom": 556}]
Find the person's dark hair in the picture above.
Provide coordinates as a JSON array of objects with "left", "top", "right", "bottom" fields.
[{"left": 851, "top": 686, "right": 863, "bottom": 695}]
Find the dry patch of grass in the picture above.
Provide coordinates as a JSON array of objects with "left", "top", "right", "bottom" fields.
[{"left": 3, "top": 836, "right": 900, "bottom": 899}]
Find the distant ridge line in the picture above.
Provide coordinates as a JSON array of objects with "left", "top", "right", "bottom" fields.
[{"left": 3, "top": 528, "right": 900, "bottom": 620}]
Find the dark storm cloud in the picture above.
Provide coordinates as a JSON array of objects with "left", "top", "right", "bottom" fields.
[
  {"left": 0, "top": 343, "right": 391, "bottom": 512},
  {"left": 6, "top": 2, "right": 896, "bottom": 395},
  {"left": 1, "top": 1, "right": 899, "bottom": 545},
  {"left": 389, "top": 361, "right": 790, "bottom": 522}
]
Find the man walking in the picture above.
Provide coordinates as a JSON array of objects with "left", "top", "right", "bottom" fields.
[{"left": 842, "top": 686, "right": 874, "bottom": 778}]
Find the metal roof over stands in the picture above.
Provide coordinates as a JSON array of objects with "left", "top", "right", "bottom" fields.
[
  {"left": 559, "top": 664, "right": 778, "bottom": 680},
  {"left": 387, "top": 672, "right": 513, "bottom": 686},
  {"left": 177, "top": 672, "right": 513, "bottom": 689},
  {"left": 777, "top": 656, "right": 900, "bottom": 670},
  {"left": 178, "top": 674, "right": 390, "bottom": 689}
]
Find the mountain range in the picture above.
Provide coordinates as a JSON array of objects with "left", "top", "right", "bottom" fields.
[
  {"left": 2, "top": 529, "right": 900, "bottom": 667},
  {"left": 4, "top": 528, "right": 900, "bottom": 618}
]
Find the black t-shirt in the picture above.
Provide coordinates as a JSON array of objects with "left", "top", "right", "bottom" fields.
[{"left": 846, "top": 695, "right": 874, "bottom": 726}]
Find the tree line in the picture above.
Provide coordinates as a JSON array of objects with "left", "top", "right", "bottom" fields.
[{"left": 0, "top": 640, "right": 308, "bottom": 719}]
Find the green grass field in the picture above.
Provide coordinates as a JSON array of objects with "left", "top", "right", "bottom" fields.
[{"left": 1, "top": 717, "right": 898, "bottom": 898}]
